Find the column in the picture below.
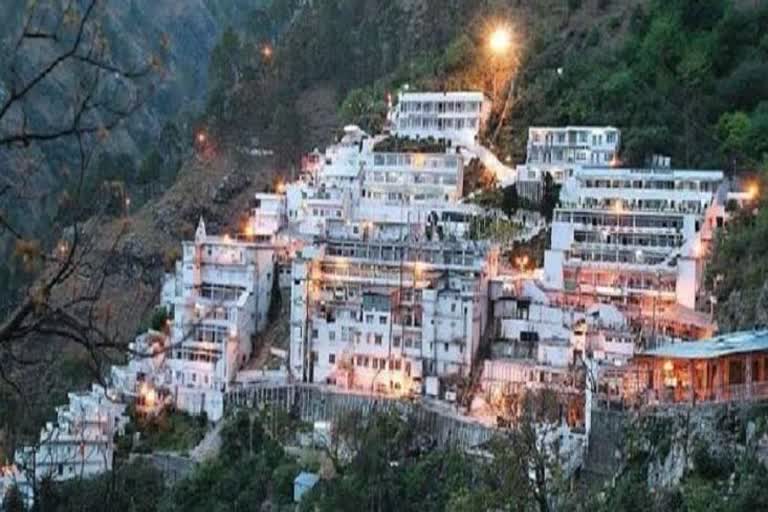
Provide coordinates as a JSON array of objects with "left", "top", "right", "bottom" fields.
[{"left": 689, "top": 360, "right": 695, "bottom": 405}]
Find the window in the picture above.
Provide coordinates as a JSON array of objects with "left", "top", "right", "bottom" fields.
[
  {"left": 366, "top": 314, "right": 374, "bottom": 324},
  {"left": 375, "top": 334, "right": 383, "bottom": 345},
  {"left": 444, "top": 343, "right": 449, "bottom": 352},
  {"left": 373, "top": 359, "right": 379, "bottom": 369},
  {"left": 393, "top": 335, "right": 401, "bottom": 347},
  {"left": 312, "top": 329, "right": 318, "bottom": 339},
  {"left": 329, "top": 353, "right": 336, "bottom": 364},
  {"left": 450, "top": 303, "right": 456, "bottom": 313},
  {"left": 329, "top": 331, "right": 336, "bottom": 341}
]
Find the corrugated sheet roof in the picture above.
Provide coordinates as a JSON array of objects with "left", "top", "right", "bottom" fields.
[{"left": 640, "top": 329, "right": 768, "bottom": 359}]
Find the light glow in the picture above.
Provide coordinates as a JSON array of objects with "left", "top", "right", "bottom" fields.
[
  {"left": 747, "top": 182, "right": 759, "bottom": 201},
  {"left": 488, "top": 26, "right": 512, "bottom": 55}
]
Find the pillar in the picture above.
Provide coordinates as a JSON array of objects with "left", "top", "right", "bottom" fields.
[
  {"left": 689, "top": 360, "right": 695, "bottom": 405},
  {"left": 746, "top": 354, "right": 753, "bottom": 399}
]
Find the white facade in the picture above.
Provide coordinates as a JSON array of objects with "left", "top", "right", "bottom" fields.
[
  {"left": 290, "top": 238, "right": 498, "bottom": 395},
  {"left": 15, "top": 385, "right": 127, "bottom": 482},
  {"left": 516, "top": 126, "right": 621, "bottom": 200},
  {"left": 287, "top": 123, "right": 479, "bottom": 241},
  {"left": 543, "top": 167, "right": 725, "bottom": 310},
  {"left": 389, "top": 91, "right": 491, "bottom": 146},
  {"left": 157, "top": 218, "right": 276, "bottom": 419},
  {"left": 250, "top": 193, "right": 286, "bottom": 238}
]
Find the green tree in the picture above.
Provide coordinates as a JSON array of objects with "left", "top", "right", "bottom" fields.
[
  {"left": 539, "top": 173, "right": 560, "bottom": 223},
  {"left": 501, "top": 185, "right": 520, "bottom": 218}
]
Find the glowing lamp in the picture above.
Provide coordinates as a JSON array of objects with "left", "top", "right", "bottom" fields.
[
  {"left": 747, "top": 182, "right": 759, "bottom": 201},
  {"left": 489, "top": 26, "right": 512, "bottom": 55}
]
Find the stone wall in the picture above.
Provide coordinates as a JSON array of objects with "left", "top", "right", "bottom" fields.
[{"left": 225, "top": 384, "right": 495, "bottom": 450}]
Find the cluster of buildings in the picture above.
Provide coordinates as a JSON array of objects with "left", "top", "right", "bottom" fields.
[{"left": 4, "top": 88, "right": 764, "bottom": 500}]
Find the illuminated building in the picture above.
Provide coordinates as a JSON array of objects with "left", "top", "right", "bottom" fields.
[
  {"left": 289, "top": 236, "right": 499, "bottom": 395},
  {"left": 388, "top": 91, "right": 491, "bottom": 146},
  {"left": 158, "top": 217, "right": 277, "bottom": 420},
  {"left": 601, "top": 329, "right": 768, "bottom": 407},
  {"left": 515, "top": 126, "right": 621, "bottom": 201},
  {"left": 543, "top": 166, "right": 725, "bottom": 317},
  {"left": 14, "top": 385, "right": 127, "bottom": 482}
]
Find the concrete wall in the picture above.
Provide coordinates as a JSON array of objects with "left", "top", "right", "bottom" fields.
[
  {"left": 225, "top": 384, "right": 495, "bottom": 450},
  {"left": 585, "top": 408, "right": 627, "bottom": 477}
]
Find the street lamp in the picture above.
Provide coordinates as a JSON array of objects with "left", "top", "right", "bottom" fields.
[
  {"left": 747, "top": 182, "right": 759, "bottom": 201},
  {"left": 488, "top": 26, "right": 512, "bottom": 54},
  {"left": 486, "top": 24, "right": 517, "bottom": 144}
]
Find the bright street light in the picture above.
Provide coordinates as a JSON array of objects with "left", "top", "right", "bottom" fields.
[
  {"left": 747, "top": 182, "right": 759, "bottom": 201},
  {"left": 489, "top": 26, "right": 512, "bottom": 55}
]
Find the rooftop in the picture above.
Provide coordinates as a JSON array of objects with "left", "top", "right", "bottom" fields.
[
  {"left": 639, "top": 329, "right": 768, "bottom": 360},
  {"left": 398, "top": 91, "right": 487, "bottom": 102},
  {"left": 575, "top": 167, "right": 724, "bottom": 180},
  {"left": 294, "top": 471, "right": 320, "bottom": 487},
  {"left": 373, "top": 135, "right": 448, "bottom": 154}
]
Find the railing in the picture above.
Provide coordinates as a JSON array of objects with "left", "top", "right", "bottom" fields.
[{"left": 597, "top": 381, "right": 768, "bottom": 410}]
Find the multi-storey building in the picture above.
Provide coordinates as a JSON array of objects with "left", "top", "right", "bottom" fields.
[
  {"left": 515, "top": 126, "right": 621, "bottom": 201},
  {"left": 389, "top": 91, "right": 491, "bottom": 146},
  {"left": 15, "top": 385, "right": 127, "bottom": 482},
  {"left": 287, "top": 124, "right": 478, "bottom": 240},
  {"left": 159, "top": 217, "right": 276, "bottom": 419},
  {"left": 250, "top": 193, "right": 286, "bottom": 239},
  {"left": 289, "top": 237, "right": 499, "bottom": 395},
  {"left": 543, "top": 167, "right": 725, "bottom": 315}
]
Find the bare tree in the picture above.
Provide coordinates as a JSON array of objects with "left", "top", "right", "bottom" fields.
[{"left": 0, "top": 0, "right": 160, "bottom": 422}]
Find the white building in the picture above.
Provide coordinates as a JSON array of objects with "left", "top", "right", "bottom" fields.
[
  {"left": 289, "top": 237, "right": 499, "bottom": 395},
  {"left": 543, "top": 167, "right": 725, "bottom": 312},
  {"left": 158, "top": 218, "right": 277, "bottom": 420},
  {"left": 249, "top": 193, "right": 286, "bottom": 238},
  {"left": 389, "top": 91, "right": 491, "bottom": 146},
  {"left": 515, "top": 126, "right": 621, "bottom": 201},
  {"left": 287, "top": 123, "right": 479, "bottom": 241},
  {"left": 15, "top": 385, "right": 127, "bottom": 482}
]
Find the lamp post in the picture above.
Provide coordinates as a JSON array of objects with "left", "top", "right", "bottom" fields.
[{"left": 487, "top": 25, "right": 517, "bottom": 144}]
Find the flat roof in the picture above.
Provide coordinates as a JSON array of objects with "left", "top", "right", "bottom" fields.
[
  {"left": 294, "top": 471, "right": 320, "bottom": 486},
  {"left": 398, "top": 91, "right": 487, "bottom": 101},
  {"left": 529, "top": 126, "right": 619, "bottom": 132},
  {"left": 640, "top": 329, "right": 768, "bottom": 359},
  {"left": 576, "top": 167, "right": 724, "bottom": 180}
]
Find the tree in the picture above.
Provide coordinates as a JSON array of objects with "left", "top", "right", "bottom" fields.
[
  {"left": 267, "top": 268, "right": 282, "bottom": 324},
  {"left": 539, "top": 173, "right": 560, "bottom": 223},
  {"left": 501, "top": 184, "right": 520, "bottom": 218},
  {"left": 0, "top": 0, "right": 160, "bottom": 465}
]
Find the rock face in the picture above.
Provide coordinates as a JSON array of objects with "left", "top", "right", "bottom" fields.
[
  {"left": 618, "top": 403, "right": 768, "bottom": 490},
  {"left": 717, "top": 281, "right": 768, "bottom": 332}
]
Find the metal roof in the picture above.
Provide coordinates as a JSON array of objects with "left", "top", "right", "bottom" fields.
[
  {"left": 640, "top": 329, "right": 768, "bottom": 359},
  {"left": 294, "top": 471, "right": 320, "bottom": 487}
]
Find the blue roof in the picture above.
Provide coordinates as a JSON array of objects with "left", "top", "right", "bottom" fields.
[
  {"left": 294, "top": 471, "right": 320, "bottom": 487},
  {"left": 640, "top": 329, "right": 768, "bottom": 360}
]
